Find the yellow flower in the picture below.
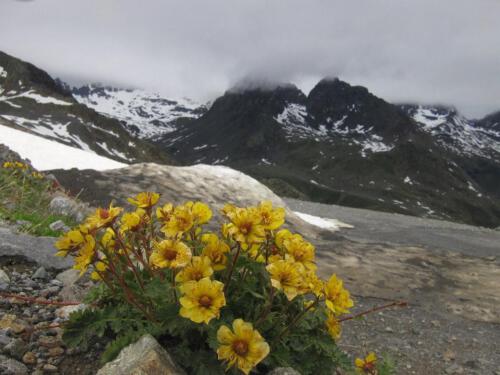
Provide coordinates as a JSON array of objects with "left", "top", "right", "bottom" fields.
[
  {"left": 275, "top": 229, "right": 292, "bottom": 249},
  {"left": 324, "top": 274, "right": 353, "bottom": 315},
  {"left": 302, "top": 269, "right": 324, "bottom": 296},
  {"left": 100, "top": 228, "right": 116, "bottom": 250},
  {"left": 90, "top": 260, "right": 108, "bottom": 281},
  {"left": 150, "top": 240, "right": 192, "bottom": 269},
  {"left": 216, "top": 319, "right": 270, "bottom": 375},
  {"left": 282, "top": 234, "right": 316, "bottom": 271},
  {"left": 175, "top": 256, "right": 214, "bottom": 283},
  {"left": 120, "top": 209, "right": 147, "bottom": 233},
  {"left": 257, "top": 201, "right": 285, "bottom": 230},
  {"left": 266, "top": 259, "right": 305, "bottom": 301},
  {"left": 86, "top": 204, "right": 122, "bottom": 228},
  {"left": 355, "top": 352, "right": 377, "bottom": 373},
  {"left": 226, "top": 208, "right": 265, "bottom": 248},
  {"left": 179, "top": 278, "right": 226, "bottom": 324},
  {"left": 31, "top": 171, "right": 44, "bottom": 179},
  {"left": 72, "top": 235, "right": 97, "bottom": 275},
  {"left": 156, "top": 203, "right": 174, "bottom": 222},
  {"left": 221, "top": 203, "right": 237, "bottom": 218},
  {"left": 186, "top": 201, "right": 212, "bottom": 225},
  {"left": 161, "top": 205, "right": 194, "bottom": 237},
  {"left": 55, "top": 229, "right": 86, "bottom": 257},
  {"left": 127, "top": 192, "right": 160, "bottom": 208},
  {"left": 201, "top": 233, "right": 230, "bottom": 271},
  {"left": 325, "top": 311, "right": 342, "bottom": 340}
]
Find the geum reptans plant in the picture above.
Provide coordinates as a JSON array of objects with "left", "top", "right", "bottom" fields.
[{"left": 57, "top": 193, "right": 367, "bottom": 374}]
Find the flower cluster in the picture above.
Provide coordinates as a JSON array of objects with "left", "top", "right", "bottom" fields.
[
  {"left": 57, "top": 193, "right": 356, "bottom": 374},
  {"left": 2, "top": 161, "right": 44, "bottom": 179}
]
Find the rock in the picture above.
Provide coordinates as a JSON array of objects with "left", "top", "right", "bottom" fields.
[
  {"left": 0, "top": 315, "right": 27, "bottom": 334},
  {"left": 55, "top": 304, "right": 86, "bottom": 320},
  {"left": 42, "top": 363, "right": 58, "bottom": 373},
  {"left": 50, "top": 163, "right": 323, "bottom": 239},
  {"left": 97, "top": 334, "right": 186, "bottom": 375},
  {"left": 0, "top": 354, "right": 29, "bottom": 374},
  {"left": 55, "top": 269, "right": 80, "bottom": 286},
  {"left": 0, "top": 330, "right": 12, "bottom": 347},
  {"left": 268, "top": 368, "right": 302, "bottom": 375},
  {"left": 0, "top": 227, "right": 72, "bottom": 270},
  {"left": 37, "top": 336, "right": 61, "bottom": 349},
  {"left": 48, "top": 347, "right": 64, "bottom": 357},
  {"left": 31, "top": 267, "right": 49, "bottom": 280},
  {"left": 48, "top": 220, "right": 68, "bottom": 232},
  {"left": 3, "top": 338, "right": 28, "bottom": 360},
  {"left": 445, "top": 364, "right": 464, "bottom": 374},
  {"left": 21, "top": 351, "right": 36, "bottom": 365},
  {"left": 49, "top": 196, "right": 88, "bottom": 223},
  {"left": 0, "top": 269, "right": 10, "bottom": 284}
]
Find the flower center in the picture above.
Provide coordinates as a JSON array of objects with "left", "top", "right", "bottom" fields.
[
  {"left": 163, "top": 249, "right": 178, "bottom": 260},
  {"left": 100, "top": 209, "right": 110, "bottom": 219},
  {"left": 191, "top": 271, "right": 204, "bottom": 281},
  {"left": 199, "top": 295, "right": 212, "bottom": 308},
  {"left": 240, "top": 222, "right": 252, "bottom": 234},
  {"left": 232, "top": 340, "right": 249, "bottom": 356}
]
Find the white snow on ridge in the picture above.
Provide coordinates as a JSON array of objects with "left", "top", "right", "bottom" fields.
[
  {"left": 0, "top": 66, "right": 7, "bottom": 78},
  {"left": 294, "top": 211, "right": 354, "bottom": 231},
  {"left": 73, "top": 86, "right": 203, "bottom": 139},
  {"left": 0, "top": 124, "right": 127, "bottom": 171},
  {"left": 0, "top": 89, "right": 72, "bottom": 106}
]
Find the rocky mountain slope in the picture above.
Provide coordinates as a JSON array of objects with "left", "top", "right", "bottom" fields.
[
  {"left": 68, "top": 83, "right": 206, "bottom": 140},
  {"left": 0, "top": 51, "right": 171, "bottom": 164},
  {"left": 158, "top": 78, "right": 500, "bottom": 227}
]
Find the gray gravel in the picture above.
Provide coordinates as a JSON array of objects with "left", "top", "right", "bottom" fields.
[{"left": 285, "top": 198, "right": 500, "bottom": 259}]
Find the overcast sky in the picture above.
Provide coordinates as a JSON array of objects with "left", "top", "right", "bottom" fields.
[{"left": 1, "top": 0, "right": 499, "bottom": 117}]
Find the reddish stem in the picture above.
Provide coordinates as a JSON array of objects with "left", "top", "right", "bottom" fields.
[{"left": 338, "top": 300, "right": 408, "bottom": 323}]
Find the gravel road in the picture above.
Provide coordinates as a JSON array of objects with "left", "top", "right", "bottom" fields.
[{"left": 285, "top": 198, "right": 500, "bottom": 259}]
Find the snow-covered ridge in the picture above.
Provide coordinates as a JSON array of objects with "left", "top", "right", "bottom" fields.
[
  {"left": 0, "top": 124, "right": 126, "bottom": 171},
  {"left": 0, "top": 89, "right": 73, "bottom": 107},
  {"left": 72, "top": 85, "right": 205, "bottom": 139},
  {"left": 407, "top": 105, "right": 500, "bottom": 158},
  {"left": 0, "top": 66, "right": 7, "bottom": 78},
  {"left": 275, "top": 103, "right": 394, "bottom": 156}
]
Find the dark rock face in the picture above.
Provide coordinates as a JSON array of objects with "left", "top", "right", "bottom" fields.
[
  {"left": 159, "top": 79, "right": 500, "bottom": 228},
  {"left": 0, "top": 50, "right": 173, "bottom": 165}
]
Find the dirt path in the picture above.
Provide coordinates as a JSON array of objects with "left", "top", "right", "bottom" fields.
[{"left": 285, "top": 198, "right": 500, "bottom": 374}]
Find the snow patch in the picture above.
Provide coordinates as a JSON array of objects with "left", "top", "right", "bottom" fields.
[
  {"left": 294, "top": 212, "right": 354, "bottom": 231},
  {"left": 0, "top": 66, "right": 7, "bottom": 78},
  {"left": 0, "top": 124, "right": 127, "bottom": 171}
]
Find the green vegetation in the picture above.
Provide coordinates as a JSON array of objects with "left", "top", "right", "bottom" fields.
[{"left": 0, "top": 161, "right": 77, "bottom": 236}]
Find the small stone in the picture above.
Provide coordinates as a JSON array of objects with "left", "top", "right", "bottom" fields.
[
  {"left": 55, "top": 304, "right": 86, "bottom": 320},
  {"left": 97, "top": 334, "right": 186, "bottom": 375},
  {"left": 42, "top": 363, "right": 58, "bottom": 372},
  {"left": 4, "top": 338, "right": 28, "bottom": 360},
  {"left": 0, "top": 314, "right": 27, "bottom": 334},
  {"left": 0, "top": 269, "right": 10, "bottom": 284},
  {"left": 49, "top": 220, "right": 67, "bottom": 232},
  {"left": 55, "top": 269, "right": 80, "bottom": 286},
  {"left": 443, "top": 349, "right": 456, "bottom": 362},
  {"left": 385, "top": 326, "right": 394, "bottom": 333},
  {"left": 268, "top": 368, "right": 302, "bottom": 375},
  {"left": 38, "top": 336, "right": 61, "bottom": 349},
  {"left": 0, "top": 329, "right": 12, "bottom": 347},
  {"left": 445, "top": 364, "right": 464, "bottom": 374},
  {"left": 485, "top": 255, "right": 496, "bottom": 261},
  {"left": 48, "top": 347, "right": 64, "bottom": 357},
  {"left": 32, "top": 267, "right": 49, "bottom": 281},
  {"left": 0, "top": 354, "right": 29, "bottom": 374},
  {"left": 22, "top": 351, "right": 37, "bottom": 365}
]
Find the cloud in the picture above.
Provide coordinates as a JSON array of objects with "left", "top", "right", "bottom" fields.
[{"left": 0, "top": 0, "right": 499, "bottom": 117}]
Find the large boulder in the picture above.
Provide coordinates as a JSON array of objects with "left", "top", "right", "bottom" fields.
[
  {"left": 50, "top": 163, "right": 332, "bottom": 239},
  {"left": 97, "top": 334, "right": 186, "bottom": 375}
]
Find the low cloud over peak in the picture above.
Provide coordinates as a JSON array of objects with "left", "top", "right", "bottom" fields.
[{"left": 1, "top": 0, "right": 499, "bottom": 117}]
